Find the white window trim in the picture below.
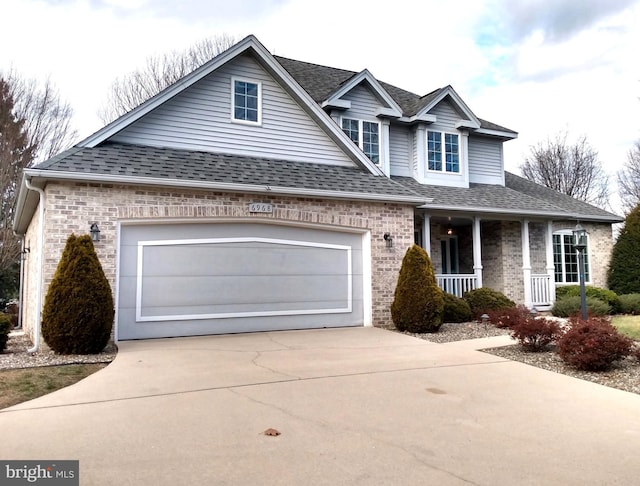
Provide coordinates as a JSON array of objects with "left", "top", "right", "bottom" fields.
[
  {"left": 231, "top": 76, "right": 262, "bottom": 126},
  {"left": 340, "top": 116, "right": 381, "bottom": 165},
  {"left": 553, "top": 230, "right": 591, "bottom": 285},
  {"left": 426, "top": 130, "right": 461, "bottom": 174}
]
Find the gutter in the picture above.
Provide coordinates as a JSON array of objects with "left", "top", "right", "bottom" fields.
[
  {"left": 24, "top": 178, "right": 44, "bottom": 353},
  {"left": 418, "top": 203, "right": 623, "bottom": 223},
  {"left": 23, "top": 168, "right": 428, "bottom": 206}
]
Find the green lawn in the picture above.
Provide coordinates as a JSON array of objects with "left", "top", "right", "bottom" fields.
[
  {"left": 612, "top": 315, "right": 640, "bottom": 340},
  {"left": 0, "top": 364, "right": 106, "bottom": 410}
]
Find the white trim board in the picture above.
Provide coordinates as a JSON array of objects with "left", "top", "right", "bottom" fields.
[{"left": 135, "top": 236, "right": 353, "bottom": 322}]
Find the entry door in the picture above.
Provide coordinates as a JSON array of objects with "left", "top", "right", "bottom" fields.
[{"left": 440, "top": 237, "right": 459, "bottom": 274}]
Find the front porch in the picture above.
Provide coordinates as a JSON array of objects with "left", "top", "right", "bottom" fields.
[
  {"left": 416, "top": 214, "right": 557, "bottom": 309},
  {"left": 435, "top": 273, "right": 553, "bottom": 307}
]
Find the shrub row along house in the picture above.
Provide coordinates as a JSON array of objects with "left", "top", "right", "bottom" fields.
[{"left": 13, "top": 35, "right": 621, "bottom": 344}]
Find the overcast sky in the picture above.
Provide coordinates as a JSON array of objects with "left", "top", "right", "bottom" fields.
[{"left": 2, "top": 0, "right": 639, "bottom": 211}]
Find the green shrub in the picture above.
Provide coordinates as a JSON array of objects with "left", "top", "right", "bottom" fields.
[
  {"left": 551, "top": 296, "right": 610, "bottom": 318},
  {"left": 557, "top": 317, "right": 633, "bottom": 371},
  {"left": 462, "top": 287, "right": 515, "bottom": 320},
  {"left": 391, "top": 244, "right": 444, "bottom": 333},
  {"left": 0, "top": 313, "right": 11, "bottom": 352},
  {"left": 42, "top": 234, "right": 114, "bottom": 354},
  {"left": 4, "top": 301, "right": 18, "bottom": 328},
  {"left": 555, "top": 285, "right": 621, "bottom": 314},
  {"left": 608, "top": 203, "right": 640, "bottom": 295},
  {"left": 442, "top": 293, "right": 472, "bottom": 323},
  {"left": 618, "top": 294, "right": 640, "bottom": 315}
]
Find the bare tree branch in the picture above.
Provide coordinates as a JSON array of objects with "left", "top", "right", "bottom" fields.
[
  {"left": 99, "top": 34, "right": 237, "bottom": 124},
  {"left": 520, "top": 131, "right": 610, "bottom": 209},
  {"left": 4, "top": 70, "right": 77, "bottom": 163},
  {"left": 617, "top": 140, "right": 640, "bottom": 214},
  {"left": 0, "top": 72, "right": 77, "bottom": 296}
]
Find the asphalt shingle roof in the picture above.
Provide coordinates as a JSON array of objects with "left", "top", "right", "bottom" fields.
[
  {"left": 35, "top": 143, "right": 422, "bottom": 201},
  {"left": 274, "top": 56, "right": 516, "bottom": 134},
  {"left": 392, "top": 174, "right": 621, "bottom": 221}
]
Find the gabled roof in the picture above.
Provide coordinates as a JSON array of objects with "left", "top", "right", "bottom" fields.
[
  {"left": 321, "top": 69, "right": 403, "bottom": 117},
  {"left": 413, "top": 85, "right": 480, "bottom": 128},
  {"left": 274, "top": 56, "right": 517, "bottom": 137},
  {"left": 78, "top": 35, "right": 384, "bottom": 176},
  {"left": 393, "top": 173, "right": 622, "bottom": 222}
]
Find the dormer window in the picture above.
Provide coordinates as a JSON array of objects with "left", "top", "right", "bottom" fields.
[
  {"left": 232, "top": 78, "right": 261, "bottom": 125},
  {"left": 341, "top": 117, "right": 380, "bottom": 164},
  {"left": 427, "top": 131, "right": 459, "bottom": 173}
]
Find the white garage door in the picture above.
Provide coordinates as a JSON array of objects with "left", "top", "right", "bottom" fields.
[{"left": 117, "top": 222, "right": 365, "bottom": 340}]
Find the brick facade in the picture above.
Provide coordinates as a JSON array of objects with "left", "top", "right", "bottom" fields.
[{"left": 21, "top": 181, "right": 415, "bottom": 339}]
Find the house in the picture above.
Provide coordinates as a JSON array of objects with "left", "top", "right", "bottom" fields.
[{"left": 13, "top": 35, "right": 622, "bottom": 345}]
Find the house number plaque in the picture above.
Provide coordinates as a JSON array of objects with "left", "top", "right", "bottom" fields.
[{"left": 249, "top": 203, "right": 273, "bottom": 213}]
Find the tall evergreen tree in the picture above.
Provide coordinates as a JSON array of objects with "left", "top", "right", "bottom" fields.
[
  {"left": 0, "top": 78, "right": 34, "bottom": 299},
  {"left": 608, "top": 203, "right": 640, "bottom": 295}
]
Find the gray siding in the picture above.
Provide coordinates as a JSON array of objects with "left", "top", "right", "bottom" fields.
[
  {"left": 389, "top": 124, "right": 412, "bottom": 176},
  {"left": 341, "top": 84, "right": 386, "bottom": 119},
  {"left": 468, "top": 135, "right": 504, "bottom": 184},
  {"left": 430, "top": 100, "right": 461, "bottom": 130},
  {"left": 110, "top": 53, "right": 354, "bottom": 166}
]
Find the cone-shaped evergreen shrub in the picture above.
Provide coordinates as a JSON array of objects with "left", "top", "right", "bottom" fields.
[
  {"left": 42, "top": 234, "right": 114, "bottom": 354},
  {"left": 0, "top": 313, "right": 11, "bottom": 351},
  {"left": 391, "top": 244, "right": 444, "bottom": 333},
  {"left": 608, "top": 203, "right": 640, "bottom": 295}
]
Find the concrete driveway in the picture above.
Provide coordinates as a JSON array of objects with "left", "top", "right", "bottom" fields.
[{"left": 1, "top": 327, "right": 639, "bottom": 485}]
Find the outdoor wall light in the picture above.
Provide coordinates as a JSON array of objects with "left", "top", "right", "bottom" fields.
[
  {"left": 383, "top": 233, "right": 394, "bottom": 248},
  {"left": 90, "top": 223, "right": 101, "bottom": 242}
]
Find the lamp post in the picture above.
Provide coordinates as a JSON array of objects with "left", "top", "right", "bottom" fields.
[{"left": 572, "top": 223, "right": 588, "bottom": 320}]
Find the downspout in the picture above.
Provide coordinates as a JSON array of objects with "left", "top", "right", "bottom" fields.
[
  {"left": 16, "top": 238, "right": 26, "bottom": 329},
  {"left": 24, "top": 178, "right": 45, "bottom": 353}
]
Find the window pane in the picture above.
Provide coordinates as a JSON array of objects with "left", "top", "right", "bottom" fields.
[
  {"left": 445, "top": 134, "right": 459, "bottom": 172},
  {"left": 363, "top": 121, "right": 379, "bottom": 163},
  {"left": 246, "top": 83, "right": 258, "bottom": 96},
  {"left": 341, "top": 118, "right": 359, "bottom": 143},
  {"left": 427, "top": 131, "right": 442, "bottom": 171},
  {"left": 563, "top": 235, "right": 579, "bottom": 283},
  {"left": 553, "top": 234, "right": 563, "bottom": 282},
  {"left": 233, "top": 80, "right": 259, "bottom": 122}
]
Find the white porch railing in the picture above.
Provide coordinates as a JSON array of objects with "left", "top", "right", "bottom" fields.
[
  {"left": 531, "top": 274, "right": 552, "bottom": 306},
  {"left": 436, "top": 274, "right": 477, "bottom": 298}
]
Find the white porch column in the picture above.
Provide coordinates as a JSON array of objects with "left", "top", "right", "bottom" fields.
[
  {"left": 545, "top": 220, "right": 557, "bottom": 303},
  {"left": 422, "top": 214, "right": 431, "bottom": 256},
  {"left": 473, "top": 217, "right": 483, "bottom": 288},
  {"left": 522, "top": 219, "right": 532, "bottom": 308}
]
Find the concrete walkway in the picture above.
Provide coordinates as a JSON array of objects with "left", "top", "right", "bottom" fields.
[{"left": 1, "top": 327, "right": 639, "bottom": 485}]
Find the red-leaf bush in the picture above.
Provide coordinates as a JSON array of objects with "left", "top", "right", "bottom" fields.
[
  {"left": 487, "top": 305, "right": 532, "bottom": 329},
  {"left": 510, "top": 316, "right": 563, "bottom": 352},
  {"left": 557, "top": 317, "right": 633, "bottom": 371}
]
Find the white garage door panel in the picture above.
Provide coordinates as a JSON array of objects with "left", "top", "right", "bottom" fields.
[
  {"left": 138, "top": 238, "right": 351, "bottom": 319},
  {"left": 117, "top": 223, "right": 365, "bottom": 340}
]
